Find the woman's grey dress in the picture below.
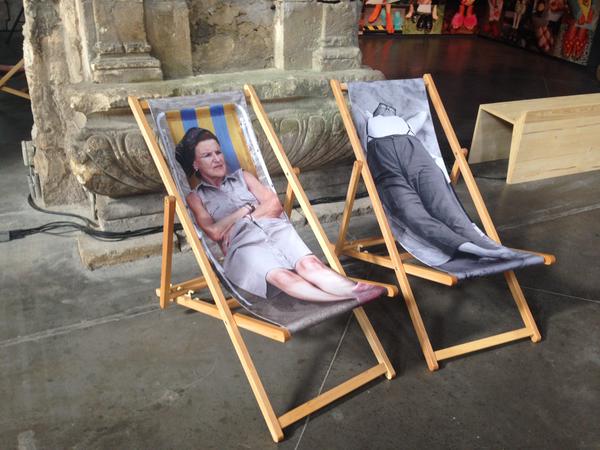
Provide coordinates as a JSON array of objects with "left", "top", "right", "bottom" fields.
[{"left": 194, "top": 169, "right": 312, "bottom": 298}]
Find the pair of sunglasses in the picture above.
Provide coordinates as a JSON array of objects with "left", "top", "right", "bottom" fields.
[{"left": 372, "top": 103, "right": 397, "bottom": 117}]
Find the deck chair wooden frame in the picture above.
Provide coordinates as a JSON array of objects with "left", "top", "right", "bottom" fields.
[
  {"left": 128, "top": 85, "right": 398, "bottom": 442},
  {"left": 0, "top": 59, "right": 30, "bottom": 100},
  {"left": 330, "top": 75, "right": 556, "bottom": 372}
]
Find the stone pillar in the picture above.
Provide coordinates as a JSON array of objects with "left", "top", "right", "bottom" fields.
[
  {"left": 23, "top": 0, "right": 383, "bottom": 210},
  {"left": 313, "top": 1, "right": 362, "bottom": 71},
  {"left": 274, "top": 0, "right": 321, "bottom": 70},
  {"left": 275, "top": 0, "right": 362, "bottom": 72},
  {"left": 89, "top": 0, "right": 162, "bottom": 83},
  {"left": 144, "top": 0, "right": 193, "bottom": 79}
]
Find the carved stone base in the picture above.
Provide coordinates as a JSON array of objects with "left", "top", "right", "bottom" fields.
[
  {"left": 91, "top": 55, "right": 163, "bottom": 83},
  {"left": 313, "top": 46, "right": 361, "bottom": 71},
  {"left": 62, "top": 67, "right": 383, "bottom": 201}
]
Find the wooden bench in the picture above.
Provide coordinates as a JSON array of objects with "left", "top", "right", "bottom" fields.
[{"left": 469, "top": 94, "right": 600, "bottom": 184}]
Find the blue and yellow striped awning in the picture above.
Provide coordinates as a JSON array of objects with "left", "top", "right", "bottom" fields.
[{"left": 165, "top": 103, "right": 257, "bottom": 176}]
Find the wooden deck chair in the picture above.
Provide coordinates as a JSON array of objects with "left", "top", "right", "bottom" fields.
[
  {"left": 330, "top": 75, "right": 556, "bottom": 372},
  {"left": 128, "top": 86, "right": 398, "bottom": 442},
  {"left": 0, "top": 59, "right": 30, "bottom": 100}
]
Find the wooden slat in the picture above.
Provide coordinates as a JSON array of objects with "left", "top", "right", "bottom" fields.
[
  {"left": 283, "top": 167, "right": 300, "bottom": 217},
  {"left": 504, "top": 271, "right": 541, "bottom": 342},
  {"left": 343, "top": 236, "right": 386, "bottom": 250},
  {"left": 0, "top": 60, "right": 29, "bottom": 100},
  {"left": 335, "top": 160, "right": 363, "bottom": 255},
  {"left": 0, "top": 63, "right": 25, "bottom": 72},
  {"left": 278, "top": 363, "right": 387, "bottom": 428},
  {"left": 129, "top": 95, "right": 285, "bottom": 442},
  {"left": 402, "top": 263, "right": 457, "bottom": 286},
  {"left": 159, "top": 196, "right": 176, "bottom": 309},
  {"left": 450, "top": 148, "right": 468, "bottom": 185},
  {"left": 434, "top": 327, "right": 532, "bottom": 360},
  {"left": 1, "top": 86, "right": 30, "bottom": 100},
  {"left": 343, "top": 250, "right": 456, "bottom": 286},
  {"left": 0, "top": 59, "right": 24, "bottom": 87},
  {"left": 343, "top": 248, "right": 396, "bottom": 269},
  {"left": 163, "top": 276, "right": 209, "bottom": 295},
  {"left": 176, "top": 295, "right": 290, "bottom": 343},
  {"left": 348, "top": 277, "right": 399, "bottom": 297}
]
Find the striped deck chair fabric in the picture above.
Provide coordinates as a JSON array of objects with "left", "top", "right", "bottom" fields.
[{"left": 147, "top": 91, "right": 371, "bottom": 333}]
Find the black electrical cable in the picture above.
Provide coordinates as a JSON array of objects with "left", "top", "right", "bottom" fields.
[
  {"left": 1, "top": 192, "right": 366, "bottom": 244},
  {"left": 4, "top": 219, "right": 183, "bottom": 242},
  {"left": 305, "top": 191, "right": 369, "bottom": 206},
  {"left": 27, "top": 194, "right": 98, "bottom": 227},
  {"left": 473, "top": 175, "right": 507, "bottom": 181},
  {"left": 1, "top": 195, "right": 183, "bottom": 243}
]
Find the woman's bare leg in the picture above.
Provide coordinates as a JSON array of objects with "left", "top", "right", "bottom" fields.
[
  {"left": 294, "top": 255, "right": 357, "bottom": 296},
  {"left": 294, "top": 255, "right": 386, "bottom": 304},
  {"left": 267, "top": 268, "right": 351, "bottom": 302}
]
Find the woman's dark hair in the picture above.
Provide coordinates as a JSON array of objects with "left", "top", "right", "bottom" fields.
[{"left": 175, "top": 127, "right": 219, "bottom": 177}]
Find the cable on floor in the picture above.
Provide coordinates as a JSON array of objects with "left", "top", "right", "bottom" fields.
[
  {"left": 1, "top": 195, "right": 183, "bottom": 243},
  {"left": 1, "top": 192, "right": 369, "bottom": 243}
]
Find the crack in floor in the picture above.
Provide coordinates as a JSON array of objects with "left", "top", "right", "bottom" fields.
[
  {"left": 521, "top": 285, "right": 600, "bottom": 305},
  {"left": 0, "top": 303, "right": 160, "bottom": 349},
  {"left": 293, "top": 312, "right": 353, "bottom": 450}
]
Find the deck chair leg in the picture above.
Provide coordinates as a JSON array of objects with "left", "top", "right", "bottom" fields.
[
  {"left": 450, "top": 148, "right": 468, "bottom": 185},
  {"left": 0, "top": 59, "right": 30, "bottom": 100},
  {"left": 505, "top": 271, "right": 542, "bottom": 342},
  {"left": 245, "top": 84, "right": 397, "bottom": 379},
  {"left": 159, "top": 196, "right": 176, "bottom": 309},
  {"left": 394, "top": 267, "right": 439, "bottom": 371},
  {"left": 336, "top": 160, "right": 363, "bottom": 255},
  {"left": 352, "top": 307, "right": 396, "bottom": 378},
  {"left": 228, "top": 327, "right": 285, "bottom": 442},
  {"left": 283, "top": 167, "right": 300, "bottom": 217},
  {"left": 0, "top": 59, "right": 23, "bottom": 88}
]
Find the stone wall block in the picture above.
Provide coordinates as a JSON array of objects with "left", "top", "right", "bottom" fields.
[
  {"left": 90, "top": 0, "right": 162, "bottom": 83},
  {"left": 252, "top": 100, "right": 352, "bottom": 174},
  {"left": 190, "top": 1, "right": 274, "bottom": 74},
  {"left": 69, "top": 128, "right": 162, "bottom": 197},
  {"left": 144, "top": 0, "right": 193, "bottom": 79},
  {"left": 23, "top": 0, "right": 378, "bottom": 213},
  {"left": 313, "top": 1, "right": 362, "bottom": 71},
  {"left": 274, "top": 0, "right": 321, "bottom": 70},
  {"left": 23, "top": 0, "right": 87, "bottom": 205}
]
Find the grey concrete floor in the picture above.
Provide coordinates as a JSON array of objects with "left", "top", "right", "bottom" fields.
[{"left": 1, "top": 36, "right": 600, "bottom": 449}]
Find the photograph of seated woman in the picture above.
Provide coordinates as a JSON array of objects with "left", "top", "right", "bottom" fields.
[
  {"left": 365, "top": 104, "right": 518, "bottom": 260},
  {"left": 175, "top": 127, "right": 385, "bottom": 303}
]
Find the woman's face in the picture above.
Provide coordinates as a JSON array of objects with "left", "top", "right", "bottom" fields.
[{"left": 193, "top": 138, "right": 227, "bottom": 181}]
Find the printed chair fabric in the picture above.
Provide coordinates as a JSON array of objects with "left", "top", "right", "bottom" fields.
[
  {"left": 347, "top": 79, "right": 544, "bottom": 279},
  {"left": 147, "top": 91, "right": 367, "bottom": 333}
]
